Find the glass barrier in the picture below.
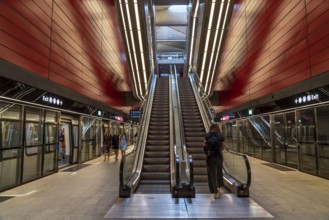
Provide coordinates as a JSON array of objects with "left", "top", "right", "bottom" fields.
[{"left": 222, "top": 149, "right": 250, "bottom": 187}]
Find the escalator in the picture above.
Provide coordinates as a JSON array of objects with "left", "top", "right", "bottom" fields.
[
  {"left": 178, "top": 77, "right": 208, "bottom": 193},
  {"left": 134, "top": 77, "right": 171, "bottom": 193}
]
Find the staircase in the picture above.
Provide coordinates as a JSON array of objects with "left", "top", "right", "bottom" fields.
[
  {"left": 135, "top": 77, "right": 171, "bottom": 193},
  {"left": 178, "top": 77, "right": 208, "bottom": 193}
]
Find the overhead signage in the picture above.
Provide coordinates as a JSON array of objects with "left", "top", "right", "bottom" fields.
[
  {"left": 42, "top": 95, "right": 63, "bottom": 106},
  {"left": 294, "top": 94, "right": 319, "bottom": 105},
  {"left": 130, "top": 110, "right": 142, "bottom": 119}
]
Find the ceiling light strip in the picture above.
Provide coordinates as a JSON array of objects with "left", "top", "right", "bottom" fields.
[
  {"left": 134, "top": 0, "right": 148, "bottom": 92},
  {"left": 207, "top": 1, "right": 231, "bottom": 95},
  {"left": 200, "top": 1, "right": 215, "bottom": 83},
  {"left": 125, "top": 1, "right": 143, "bottom": 98},
  {"left": 188, "top": 0, "right": 200, "bottom": 68},
  {"left": 204, "top": 1, "right": 224, "bottom": 93},
  {"left": 119, "top": 1, "right": 142, "bottom": 100}
]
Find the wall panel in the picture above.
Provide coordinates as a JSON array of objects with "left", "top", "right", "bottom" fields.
[
  {"left": 0, "top": 0, "right": 130, "bottom": 109},
  {"left": 214, "top": 0, "right": 329, "bottom": 111}
]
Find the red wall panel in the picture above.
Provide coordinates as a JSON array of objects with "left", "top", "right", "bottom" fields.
[
  {"left": 0, "top": 0, "right": 130, "bottom": 108},
  {"left": 214, "top": 0, "right": 329, "bottom": 111}
]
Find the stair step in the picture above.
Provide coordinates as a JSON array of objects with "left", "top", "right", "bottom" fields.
[
  {"left": 188, "top": 153, "right": 207, "bottom": 160},
  {"left": 194, "top": 175, "right": 208, "bottom": 182},
  {"left": 148, "top": 130, "right": 169, "bottom": 135},
  {"left": 194, "top": 167, "right": 208, "bottom": 175},
  {"left": 148, "top": 135, "right": 169, "bottom": 140},
  {"left": 143, "top": 164, "right": 170, "bottom": 172},
  {"left": 141, "top": 172, "right": 170, "bottom": 180},
  {"left": 146, "top": 145, "right": 170, "bottom": 151},
  {"left": 185, "top": 127, "right": 205, "bottom": 132},
  {"left": 147, "top": 140, "right": 169, "bottom": 146},
  {"left": 145, "top": 151, "right": 170, "bottom": 158},
  {"left": 144, "top": 158, "right": 170, "bottom": 164},
  {"left": 186, "top": 137, "right": 204, "bottom": 142}
]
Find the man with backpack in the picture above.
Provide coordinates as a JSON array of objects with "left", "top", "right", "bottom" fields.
[{"left": 203, "top": 123, "right": 225, "bottom": 199}]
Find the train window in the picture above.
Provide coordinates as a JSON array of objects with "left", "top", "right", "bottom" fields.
[
  {"left": 45, "top": 111, "right": 57, "bottom": 123},
  {"left": 45, "top": 124, "right": 57, "bottom": 145},
  {"left": 1, "top": 106, "right": 20, "bottom": 120},
  {"left": 1, "top": 121, "right": 21, "bottom": 149}
]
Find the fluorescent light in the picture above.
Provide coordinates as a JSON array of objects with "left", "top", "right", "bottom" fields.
[
  {"left": 207, "top": 2, "right": 231, "bottom": 95},
  {"left": 125, "top": 1, "right": 143, "bottom": 99},
  {"left": 200, "top": 1, "right": 215, "bottom": 83},
  {"left": 205, "top": 2, "right": 224, "bottom": 92},
  {"left": 119, "top": 1, "right": 142, "bottom": 100},
  {"left": 134, "top": 0, "right": 147, "bottom": 92}
]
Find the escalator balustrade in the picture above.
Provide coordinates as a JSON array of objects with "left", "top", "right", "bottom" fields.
[
  {"left": 178, "top": 77, "right": 208, "bottom": 193},
  {"left": 135, "top": 77, "right": 171, "bottom": 193}
]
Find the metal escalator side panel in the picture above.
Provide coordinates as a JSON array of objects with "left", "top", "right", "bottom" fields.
[{"left": 119, "top": 74, "right": 157, "bottom": 197}]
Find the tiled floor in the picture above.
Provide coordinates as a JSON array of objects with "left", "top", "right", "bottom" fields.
[{"left": 0, "top": 152, "right": 328, "bottom": 219}]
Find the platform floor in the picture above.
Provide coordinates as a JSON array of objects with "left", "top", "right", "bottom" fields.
[{"left": 0, "top": 152, "right": 328, "bottom": 219}]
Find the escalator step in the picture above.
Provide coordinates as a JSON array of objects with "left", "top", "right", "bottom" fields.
[
  {"left": 143, "top": 164, "right": 170, "bottom": 172},
  {"left": 144, "top": 158, "right": 170, "bottom": 164},
  {"left": 147, "top": 140, "right": 169, "bottom": 146},
  {"left": 146, "top": 145, "right": 170, "bottom": 151},
  {"left": 145, "top": 151, "right": 170, "bottom": 158},
  {"left": 187, "top": 147, "right": 205, "bottom": 154},
  {"left": 186, "top": 137, "right": 204, "bottom": 142},
  {"left": 194, "top": 167, "right": 208, "bottom": 175},
  {"left": 194, "top": 175, "right": 208, "bottom": 182},
  {"left": 141, "top": 172, "right": 170, "bottom": 180},
  {"left": 148, "top": 135, "right": 169, "bottom": 140},
  {"left": 148, "top": 130, "right": 169, "bottom": 135},
  {"left": 185, "top": 127, "right": 205, "bottom": 132}
]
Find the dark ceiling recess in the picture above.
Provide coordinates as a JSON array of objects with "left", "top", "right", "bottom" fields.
[{"left": 154, "top": 0, "right": 190, "bottom": 5}]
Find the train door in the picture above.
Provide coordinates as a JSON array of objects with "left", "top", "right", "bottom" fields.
[
  {"left": 297, "top": 108, "right": 316, "bottom": 175},
  {"left": 59, "top": 120, "right": 72, "bottom": 168},
  {"left": 0, "top": 104, "right": 22, "bottom": 191},
  {"left": 315, "top": 105, "right": 329, "bottom": 179},
  {"left": 43, "top": 111, "right": 59, "bottom": 175},
  {"left": 285, "top": 112, "right": 298, "bottom": 169},
  {"left": 22, "top": 107, "right": 43, "bottom": 183}
]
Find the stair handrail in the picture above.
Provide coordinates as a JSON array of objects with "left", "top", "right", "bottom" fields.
[{"left": 119, "top": 73, "right": 157, "bottom": 197}]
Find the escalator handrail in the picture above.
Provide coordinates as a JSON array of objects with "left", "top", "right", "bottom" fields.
[
  {"left": 223, "top": 143, "right": 251, "bottom": 188},
  {"left": 189, "top": 71, "right": 214, "bottom": 123},
  {"left": 173, "top": 67, "right": 193, "bottom": 189},
  {"left": 174, "top": 66, "right": 188, "bottom": 161},
  {"left": 188, "top": 73, "right": 212, "bottom": 130},
  {"left": 247, "top": 118, "right": 271, "bottom": 147},
  {"left": 169, "top": 69, "right": 180, "bottom": 191}
]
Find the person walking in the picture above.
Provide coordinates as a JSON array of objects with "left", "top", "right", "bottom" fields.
[
  {"left": 119, "top": 130, "right": 128, "bottom": 157},
  {"left": 203, "top": 123, "right": 225, "bottom": 199},
  {"left": 112, "top": 131, "right": 120, "bottom": 160},
  {"left": 103, "top": 130, "right": 112, "bottom": 161}
]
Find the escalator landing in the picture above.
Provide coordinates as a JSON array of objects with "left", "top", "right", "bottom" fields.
[{"left": 105, "top": 193, "right": 273, "bottom": 219}]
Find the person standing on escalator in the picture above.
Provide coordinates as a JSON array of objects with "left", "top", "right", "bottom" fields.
[{"left": 203, "top": 123, "right": 225, "bottom": 199}]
